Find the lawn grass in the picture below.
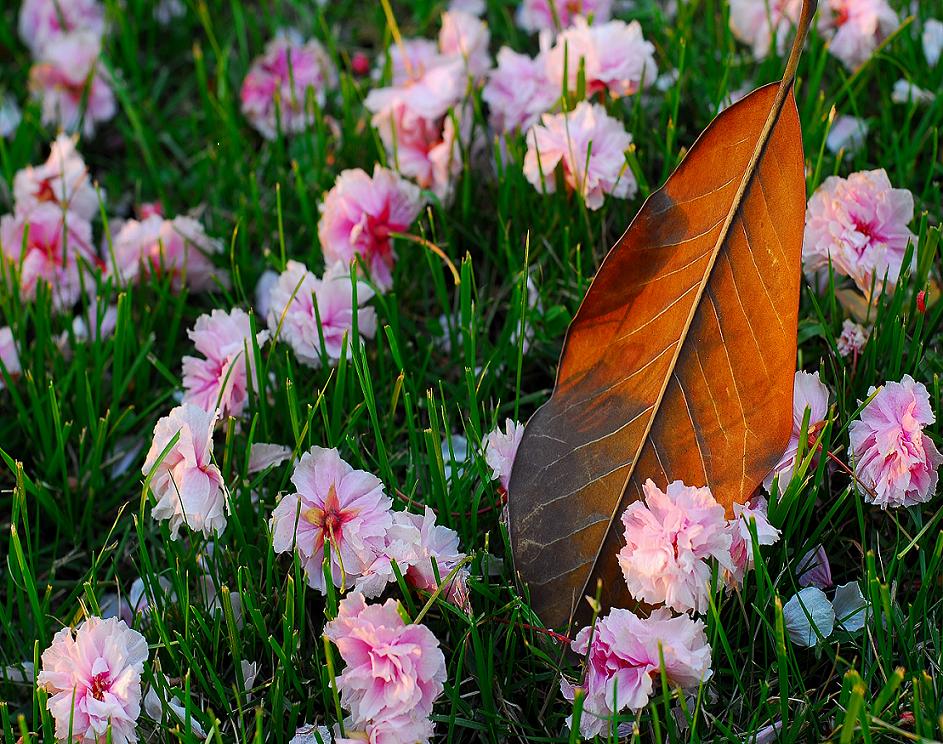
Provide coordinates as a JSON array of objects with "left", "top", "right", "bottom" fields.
[{"left": 2, "top": 0, "right": 943, "bottom": 741}]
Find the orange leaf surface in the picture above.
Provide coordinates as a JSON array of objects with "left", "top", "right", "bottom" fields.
[{"left": 508, "top": 3, "right": 816, "bottom": 629}]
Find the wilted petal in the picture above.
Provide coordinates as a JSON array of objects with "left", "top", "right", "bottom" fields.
[
  {"left": 783, "top": 587, "right": 835, "bottom": 647},
  {"left": 832, "top": 582, "right": 868, "bottom": 633}
]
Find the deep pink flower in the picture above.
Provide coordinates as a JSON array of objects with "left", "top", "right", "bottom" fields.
[
  {"left": 324, "top": 592, "right": 446, "bottom": 739},
  {"left": 110, "top": 214, "right": 228, "bottom": 293},
  {"left": 318, "top": 165, "right": 424, "bottom": 292},
  {"left": 438, "top": 10, "right": 492, "bottom": 77},
  {"left": 0, "top": 327, "right": 21, "bottom": 388},
  {"left": 266, "top": 261, "right": 377, "bottom": 367},
  {"left": 29, "top": 30, "right": 115, "bottom": 137},
  {"left": 19, "top": 0, "right": 105, "bottom": 56},
  {"left": 524, "top": 101, "right": 635, "bottom": 210},
  {"left": 271, "top": 447, "right": 392, "bottom": 593},
  {"left": 0, "top": 202, "right": 97, "bottom": 310},
  {"left": 804, "top": 169, "right": 915, "bottom": 296},
  {"left": 545, "top": 17, "right": 658, "bottom": 98},
  {"left": 726, "top": 496, "right": 780, "bottom": 587},
  {"left": 14, "top": 134, "right": 100, "bottom": 221},
  {"left": 818, "top": 0, "right": 898, "bottom": 70},
  {"left": 240, "top": 31, "right": 337, "bottom": 140},
  {"left": 850, "top": 375, "right": 943, "bottom": 508},
  {"left": 38, "top": 617, "right": 149, "bottom": 744},
  {"left": 729, "top": 0, "right": 802, "bottom": 58},
  {"left": 484, "top": 419, "right": 523, "bottom": 491},
  {"left": 516, "top": 0, "right": 613, "bottom": 33},
  {"left": 561, "top": 608, "right": 712, "bottom": 738},
  {"left": 482, "top": 47, "right": 558, "bottom": 134},
  {"left": 182, "top": 308, "right": 269, "bottom": 419},
  {"left": 618, "top": 479, "right": 733, "bottom": 613},
  {"left": 837, "top": 319, "right": 869, "bottom": 358},
  {"left": 143, "top": 404, "right": 228, "bottom": 538},
  {"left": 765, "top": 371, "right": 831, "bottom": 491}
]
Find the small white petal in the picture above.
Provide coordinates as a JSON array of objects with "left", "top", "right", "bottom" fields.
[
  {"left": 832, "top": 582, "right": 868, "bottom": 633},
  {"left": 783, "top": 587, "right": 835, "bottom": 646}
]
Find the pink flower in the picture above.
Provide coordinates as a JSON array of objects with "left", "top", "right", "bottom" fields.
[
  {"left": 356, "top": 508, "right": 468, "bottom": 608},
  {"left": 0, "top": 327, "right": 22, "bottom": 388},
  {"left": 482, "top": 47, "right": 558, "bottom": 134},
  {"left": 729, "top": 0, "right": 802, "bottom": 58},
  {"left": 803, "top": 169, "right": 916, "bottom": 296},
  {"left": 837, "top": 319, "right": 870, "bottom": 357},
  {"left": 266, "top": 261, "right": 377, "bottom": 367},
  {"left": 524, "top": 101, "right": 635, "bottom": 210},
  {"left": 110, "top": 215, "right": 228, "bottom": 292},
  {"left": 764, "top": 371, "right": 831, "bottom": 491},
  {"left": 19, "top": 0, "right": 105, "bottom": 56},
  {"left": 29, "top": 30, "right": 115, "bottom": 137},
  {"left": 38, "top": 616, "right": 148, "bottom": 744},
  {"left": 516, "top": 0, "right": 613, "bottom": 33},
  {"left": 618, "top": 479, "right": 733, "bottom": 613},
  {"left": 849, "top": 375, "right": 943, "bottom": 508},
  {"left": 818, "top": 0, "right": 898, "bottom": 70},
  {"left": 14, "top": 134, "right": 100, "bottom": 221},
  {"left": 561, "top": 608, "right": 712, "bottom": 738},
  {"left": 726, "top": 496, "right": 780, "bottom": 587},
  {"left": 142, "top": 404, "right": 228, "bottom": 538},
  {"left": 271, "top": 447, "right": 392, "bottom": 593},
  {"left": 318, "top": 166, "right": 424, "bottom": 292},
  {"left": 181, "top": 308, "right": 268, "bottom": 419},
  {"left": 546, "top": 17, "right": 658, "bottom": 98},
  {"left": 0, "top": 202, "right": 97, "bottom": 310},
  {"left": 324, "top": 592, "right": 446, "bottom": 739},
  {"left": 240, "top": 31, "right": 337, "bottom": 140},
  {"left": 484, "top": 419, "right": 523, "bottom": 491},
  {"left": 438, "top": 10, "right": 492, "bottom": 77}
]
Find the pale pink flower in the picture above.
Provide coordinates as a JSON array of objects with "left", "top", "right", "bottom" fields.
[
  {"left": 765, "top": 371, "right": 831, "bottom": 491},
  {"left": 0, "top": 327, "right": 21, "bottom": 388},
  {"left": 0, "top": 202, "right": 97, "bottom": 310},
  {"left": 72, "top": 302, "right": 119, "bottom": 343},
  {"left": 182, "top": 308, "right": 268, "bottom": 419},
  {"left": 818, "top": 0, "right": 898, "bottom": 70},
  {"left": 618, "top": 479, "right": 733, "bottom": 613},
  {"left": 803, "top": 169, "right": 916, "bottom": 295},
  {"left": 271, "top": 447, "right": 392, "bottom": 593},
  {"left": 837, "top": 319, "right": 870, "bottom": 357},
  {"left": 266, "top": 261, "right": 377, "bottom": 367},
  {"left": 484, "top": 419, "right": 523, "bottom": 490},
  {"left": 38, "top": 617, "right": 148, "bottom": 744},
  {"left": 725, "top": 496, "right": 780, "bottom": 587},
  {"left": 546, "top": 17, "right": 658, "bottom": 98},
  {"left": 561, "top": 608, "right": 712, "bottom": 738},
  {"left": 357, "top": 508, "right": 468, "bottom": 607},
  {"left": 247, "top": 442, "right": 293, "bottom": 473},
  {"left": 482, "top": 47, "right": 558, "bottom": 134},
  {"left": 381, "top": 39, "right": 448, "bottom": 88},
  {"left": 826, "top": 115, "right": 868, "bottom": 157},
  {"left": 110, "top": 215, "right": 228, "bottom": 292},
  {"left": 365, "top": 57, "right": 464, "bottom": 124},
  {"left": 438, "top": 10, "right": 492, "bottom": 77},
  {"left": 524, "top": 101, "right": 635, "bottom": 210},
  {"left": 29, "top": 30, "right": 115, "bottom": 137},
  {"left": 14, "top": 134, "right": 100, "bottom": 221},
  {"left": 240, "top": 31, "right": 337, "bottom": 140},
  {"left": 729, "top": 0, "right": 802, "bottom": 58},
  {"left": 850, "top": 375, "right": 943, "bottom": 508},
  {"left": 324, "top": 592, "right": 446, "bottom": 737},
  {"left": 142, "top": 404, "right": 228, "bottom": 538},
  {"left": 516, "top": 0, "right": 613, "bottom": 33},
  {"left": 891, "top": 78, "right": 934, "bottom": 105},
  {"left": 318, "top": 165, "right": 424, "bottom": 292},
  {"left": 19, "top": 0, "right": 106, "bottom": 56},
  {"left": 924, "top": 19, "right": 943, "bottom": 66},
  {"left": 338, "top": 713, "right": 434, "bottom": 744},
  {"left": 796, "top": 544, "right": 833, "bottom": 589}
]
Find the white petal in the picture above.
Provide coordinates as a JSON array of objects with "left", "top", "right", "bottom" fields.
[
  {"left": 832, "top": 582, "right": 868, "bottom": 633},
  {"left": 783, "top": 587, "right": 835, "bottom": 647}
]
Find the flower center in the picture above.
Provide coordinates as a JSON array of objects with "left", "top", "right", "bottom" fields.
[
  {"left": 303, "top": 484, "right": 352, "bottom": 544},
  {"left": 88, "top": 671, "right": 110, "bottom": 701},
  {"left": 36, "top": 179, "right": 57, "bottom": 204}
]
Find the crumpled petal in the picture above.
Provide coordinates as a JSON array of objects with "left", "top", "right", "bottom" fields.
[
  {"left": 832, "top": 582, "right": 869, "bottom": 633},
  {"left": 783, "top": 587, "right": 835, "bottom": 647}
]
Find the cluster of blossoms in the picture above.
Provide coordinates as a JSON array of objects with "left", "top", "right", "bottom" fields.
[
  {"left": 729, "top": 0, "right": 900, "bottom": 70},
  {"left": 240, "top": 29, "right": 337, "bottom": 140},
  {"left": 19, "top": 0, "right": 115, "bottom": 136}
]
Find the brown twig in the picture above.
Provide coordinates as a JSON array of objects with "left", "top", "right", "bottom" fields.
[{"left": 492, "top": 616, "right": 572, "bottom": 645}]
